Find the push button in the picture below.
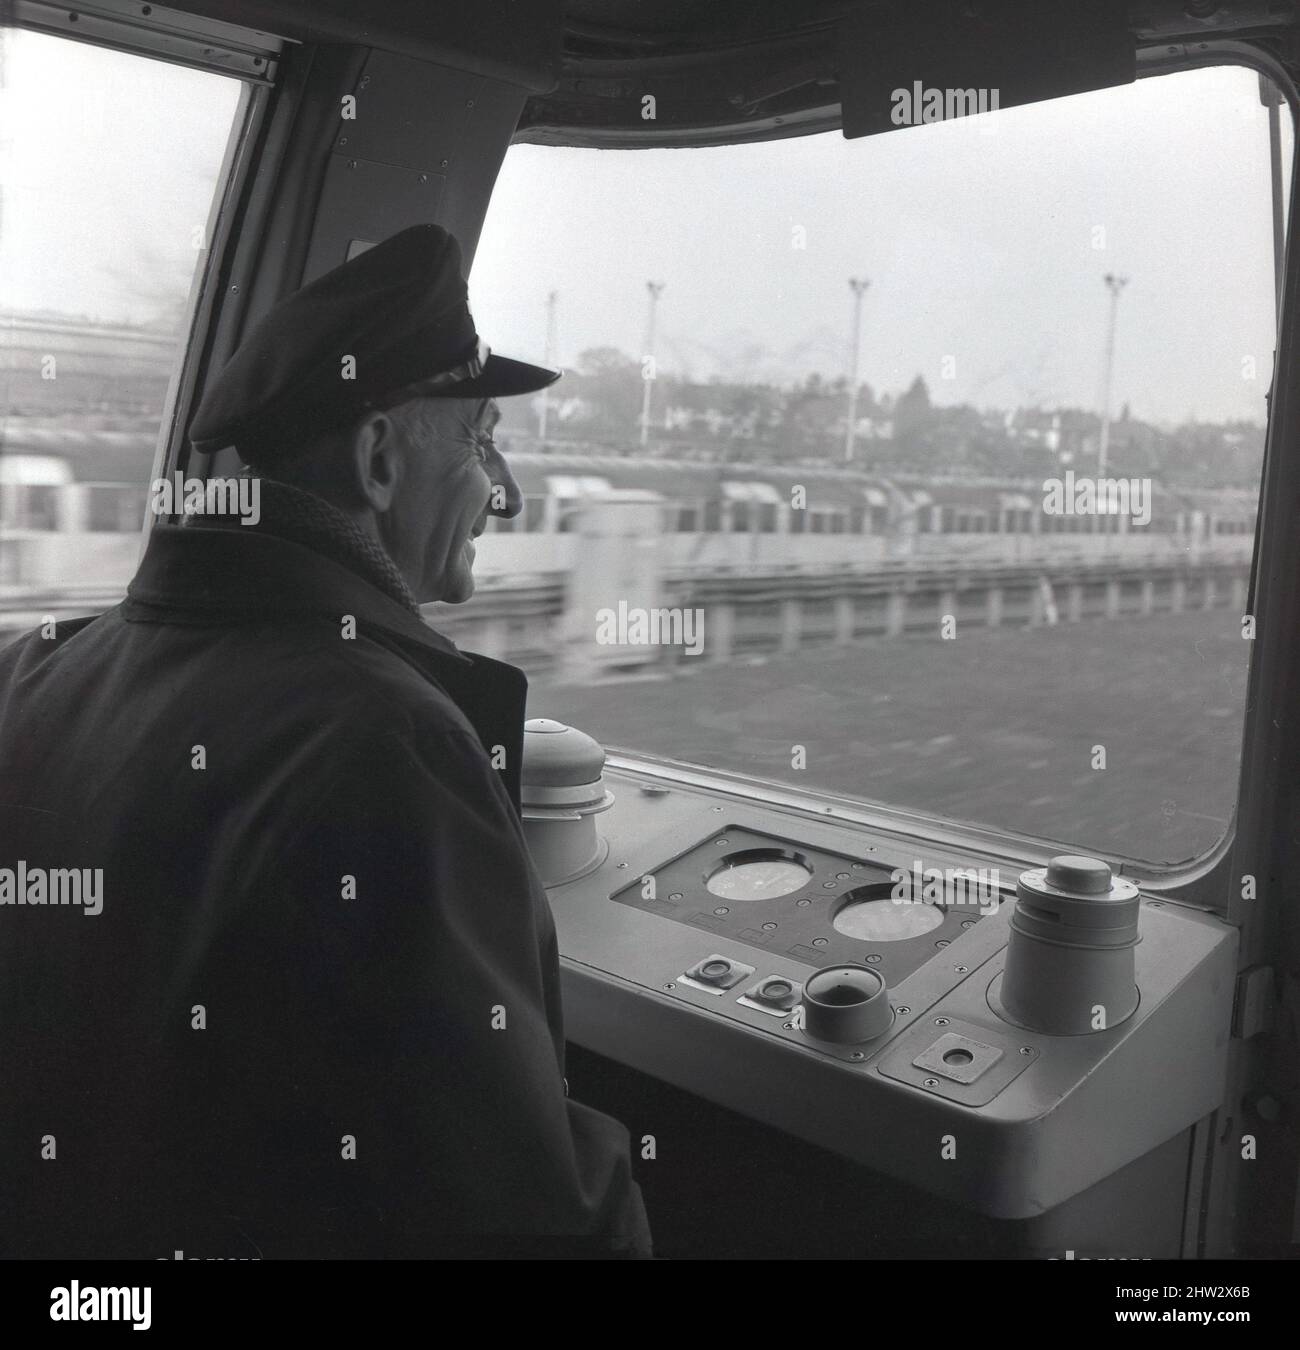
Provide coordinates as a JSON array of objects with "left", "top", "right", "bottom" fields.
[
  {"left": 742, "top": 975, "right": 802, "bottom": 1011},
  {"left": 680, "top": 954, "right": 753, "bottom": 993}
]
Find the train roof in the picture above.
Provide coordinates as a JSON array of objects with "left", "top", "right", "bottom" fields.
[
  {"left": 0, "top": 425, "right": 158, "bottom": 485},
  {"left": 0, "top": 424, "right": 1261, "bottom": 513}
]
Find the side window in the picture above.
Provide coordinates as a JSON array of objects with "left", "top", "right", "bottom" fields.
[{"left": 0, "top": 27, "right": 247, "bottom": 642}]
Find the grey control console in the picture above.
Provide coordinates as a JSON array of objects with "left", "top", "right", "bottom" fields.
[{"left": 522, "top": 725, "right": 1237, "bottom": 1222}]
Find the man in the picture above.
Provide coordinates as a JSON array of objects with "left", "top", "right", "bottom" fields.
[{"left": 0, "top": 225, "right": 651, "bottom": 1258}]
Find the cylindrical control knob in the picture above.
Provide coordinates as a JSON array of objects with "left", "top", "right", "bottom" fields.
[
  {"left": 998, "top": 854, "right": 1140, "bottom": 1035},
  {"left": 520, "top": 718, "right": 615, "bottom": 887},
  {"left": 802, "top": 965, "right": 893, "bottom": 1044}
]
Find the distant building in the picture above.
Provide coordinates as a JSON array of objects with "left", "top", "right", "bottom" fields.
[{"left": 1, "top": 313, "right": 176, "bottom": 420}]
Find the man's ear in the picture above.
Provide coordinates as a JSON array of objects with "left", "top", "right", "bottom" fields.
[{"left": 349, "top": 411, "right": 402, "bottom": 513}]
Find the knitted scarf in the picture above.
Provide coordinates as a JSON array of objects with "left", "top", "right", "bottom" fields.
[{"left": 197, "top": 477, "right": 421, "bottom": 614}]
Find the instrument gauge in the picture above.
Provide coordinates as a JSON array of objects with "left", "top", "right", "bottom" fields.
[{"left": 705, "top": 849, "right": 812, "bottom": 901}]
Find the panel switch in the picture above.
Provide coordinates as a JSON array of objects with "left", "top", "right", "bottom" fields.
[
  {"left": 680, "top": 954, "right": 754, "bottom": 993},
  {"left": 740, "top": 975, "right": 803, "bottom": 1014},
  {"left": 912, "top": 1031, "right": 1004, "bottom": 1085}
]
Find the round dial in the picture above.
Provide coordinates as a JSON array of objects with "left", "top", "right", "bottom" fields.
[
  {"left": 833, "top": 896, "right": 946, "bottom": 941},
  {"left": 706, "top": 855, "right": 811, "bottom": 901}
]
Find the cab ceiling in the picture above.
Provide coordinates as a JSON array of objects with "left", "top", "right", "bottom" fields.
[
  {"left": 85, "top": 0, "right": 1300, "bottom": 144},
  {"left": 529, "top": 0, "right": 1299, "bottom": 146}
]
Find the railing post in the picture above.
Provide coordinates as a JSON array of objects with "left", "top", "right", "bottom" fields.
[
  {"left": 885, "top": 588, "right": 906, "bottom": 637},
  {"left": 939, "top": 588, "right": 957, "bottom": 632},
  {"left": 710, "top": 602, "right": 734, "bottom": 664},
  {"left": 780, "top": 596, "right": 801, "bottom": 654},
  {"left": 1231, "top": 574, "right": 1247, "bottom": 613},
  {"left": 834, "top": 593, "right": 854, "bottom": 645}
]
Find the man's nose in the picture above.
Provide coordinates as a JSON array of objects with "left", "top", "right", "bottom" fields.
[{"left": 486, "top": 448, "right": 523, "bottom": 519}]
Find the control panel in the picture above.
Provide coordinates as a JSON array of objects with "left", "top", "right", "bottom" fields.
[{"left": 521, "top": 720, "right": 1237, "bottom": 1223}]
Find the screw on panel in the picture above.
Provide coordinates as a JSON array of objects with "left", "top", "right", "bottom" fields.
[
  {"left": 716, "top": 838, "right": 729, "bottom": 846},
  {"left": 782, "top": 1022, "right": 793, "bottom": 1030},
  {"left": 897, "top": 1006, "right": 911, "bottom": 1015},
  {"left": 663, "top": 984, "right": 674, "bottom": 991},
  {"left": 812, "top": 937, "right": 828, "bottom": 946},
  {"left": 955, "top": 965, "right": 968, "bottom": 974},
  {"left": 713, "top": 907, "right": 728, "bottom": 916},
  {"left": 616, "top": 862, "right": 628, "bottom": 868},
  {"left": 1019, "top": 1046, "right": 1033, "bottom": 1055},
  {"left": 935, "top": 939, "right": 950, "bottom": 948},
  {"left": 924, "top": 1077, "right": 940, "bottom": 1087},
  {"left": 935, "top": 1017, "right": 950, "bottom": 1025},
  {"left": 851, "top": 1051, "right": 865, "bottom": 1060}
]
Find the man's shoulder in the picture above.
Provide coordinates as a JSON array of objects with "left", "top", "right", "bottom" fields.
[
  {"left": 0, "top": 610, "right": 116, "bottom": 673},
  {"left": 228, "top": 617, "right": 484, "bottom": 743}
]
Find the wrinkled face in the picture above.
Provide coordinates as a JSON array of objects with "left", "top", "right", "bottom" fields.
[{"left": 381, "top": 397, "right": 521, "bottom": 604}]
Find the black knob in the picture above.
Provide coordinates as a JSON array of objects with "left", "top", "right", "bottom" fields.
[{"left": 802, "top": 965, "right": 892, "bottom": 1043}]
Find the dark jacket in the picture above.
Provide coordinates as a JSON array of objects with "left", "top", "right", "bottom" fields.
[{"left": 0, "top": 524, "right": 650, "bottom": 1258}]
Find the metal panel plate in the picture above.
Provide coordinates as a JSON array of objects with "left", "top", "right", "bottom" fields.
[{"left": 879, "top": 1016, "right": 1037, "bottom": 1106}]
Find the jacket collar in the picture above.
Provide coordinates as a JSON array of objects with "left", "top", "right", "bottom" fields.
[{"left": 124, "top": 524, "right": 473, "bottom": 669}]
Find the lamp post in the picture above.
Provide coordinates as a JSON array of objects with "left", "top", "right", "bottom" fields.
[
  {"left": 538, "top": 289, "right": 558, "bottom": 444},
  {"left": 639, "top": 281, "right": 665, "bottom": 448},
  {"left": 1097, "top": 273, "right": 1128, "bottom": 477},
  {"left": 845, "top": 278, "right": 870, "bottom": 463}
]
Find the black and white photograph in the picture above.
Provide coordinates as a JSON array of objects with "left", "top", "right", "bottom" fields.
[{"left": 0, "top": 0, "right": 1297, "bottom": 1315}]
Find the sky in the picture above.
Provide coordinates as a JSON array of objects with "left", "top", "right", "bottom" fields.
[
  {"left": 0, "top": 28, "right": 1292, "bottom": 425},
  {"left": 0, "top": 29, "right": 244, "bottom": 331}
]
